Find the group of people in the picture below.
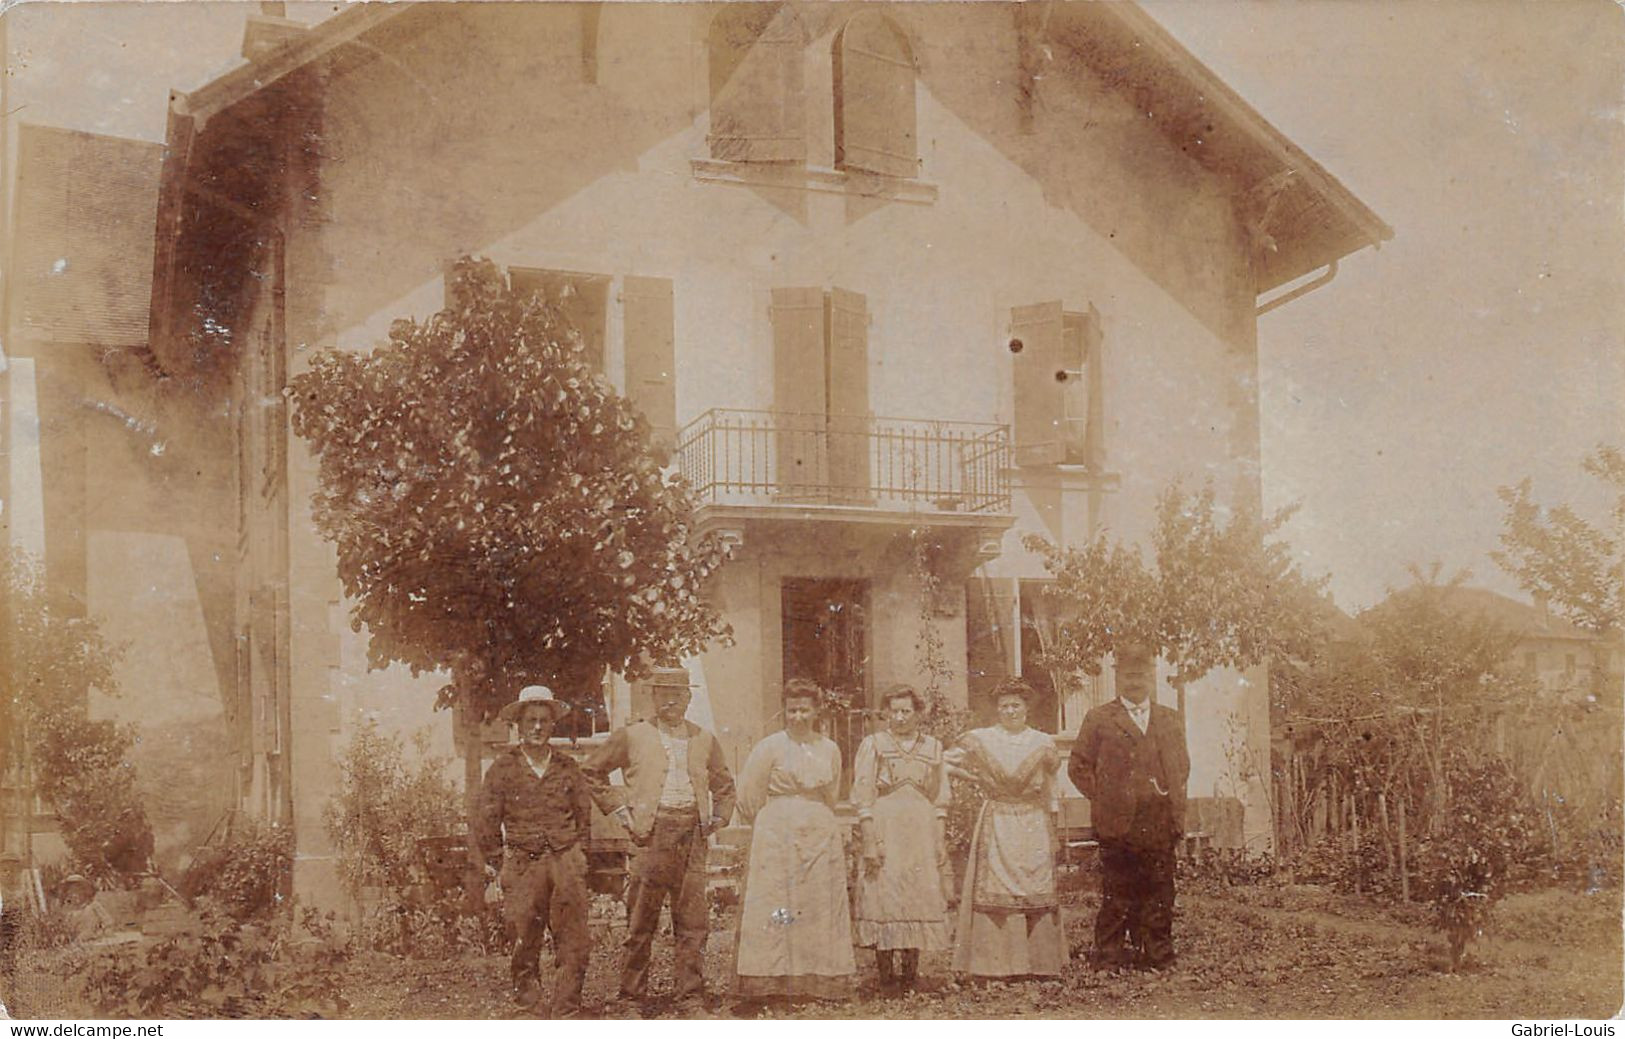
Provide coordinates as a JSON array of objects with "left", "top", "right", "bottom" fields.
[{"left": 475, "top": 642, "right": 1190, "bottom": 1018}]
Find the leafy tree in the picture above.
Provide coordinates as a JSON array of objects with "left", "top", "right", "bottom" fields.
[
  {"left": 289, "top": 257, "right": 729, "bottom": 728},
  {"left": 1025, "top": 480, "right": 1329, "bottom": 713},
  {"left": 1492, "top": 444, "right": 1623, "bottom": 695},
  {"left": 290, "top": 257, "right": 729, "bottom": 895},
  {"left": 0, "top": 550, "right": 154, "bottom": 880}
]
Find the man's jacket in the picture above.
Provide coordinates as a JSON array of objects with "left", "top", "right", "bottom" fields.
[
  {"left": 476, "top": 747, "right": 593, "bottom": 860},
  {"left": 584, "top": 719, "right": 737, "bottom": 839},
  {"left": 1068, "top": 700, "right": 1190, "bottom": 849}
]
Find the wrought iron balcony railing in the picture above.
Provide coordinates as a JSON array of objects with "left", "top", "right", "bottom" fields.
[{"left": 675, "top": 408, "right": 1011, "bottom": 515}]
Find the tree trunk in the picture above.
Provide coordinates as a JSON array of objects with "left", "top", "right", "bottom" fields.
[
  {"left": 462, "top": 704, "right": 489, "bottom": 914},
  {"left": 1350, "top": 786, "right": 1362, "bottom": 893},
  {"left": 1377, "top": 790, "right": 1395, "bottom": 876}
]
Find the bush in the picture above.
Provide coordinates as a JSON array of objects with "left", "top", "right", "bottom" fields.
[
  {"left": 78, "top": 905, "right": 348, "bottom": 1018},
  {"left": 1280, "top": 830, "right": 1400, "bottom": 897},
  {"left": 353, "top": 891, "right": 507, "bottom": 959},
  {"left": 1179, "top": 847, "right": 1279, "bottom": 888},
  {"left": 182, "top": 818, "right": 294, "bottom": 921},
  {"left": 1540, "top": 794, "right": 1624, "bottom": 892},
  {"left": 325, "top": 722, "right": 463, "bottom": 901},
  {"left": 1413, "top": 758, "right": 1551, "bottom": 969}
]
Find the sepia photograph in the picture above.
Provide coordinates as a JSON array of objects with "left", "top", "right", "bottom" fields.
[{"left": 0, "top": 0, "right": 1620, "bottom": 1023}]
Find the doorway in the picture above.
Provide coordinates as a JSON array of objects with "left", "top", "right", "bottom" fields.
[{"left": 781, "top": 578, "right": 871, "bottom": 790}]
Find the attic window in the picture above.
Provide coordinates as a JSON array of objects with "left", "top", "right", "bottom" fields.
[
  {"left": 833, "top": 13, "right": 918, "bottom": 178},
  {"left": 708, "top": 5, "right": 806, "bottom": 163}
]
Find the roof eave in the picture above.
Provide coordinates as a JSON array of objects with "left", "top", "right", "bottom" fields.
[
  {"left": 179, "top": 1, "right": 414, "bottom": 128},
  {"left": 1095, "top": 4, "right": 1393, "bottom": 269}
]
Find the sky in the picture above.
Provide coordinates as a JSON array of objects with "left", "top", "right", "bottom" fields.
[{"left": 3, "top": 0, "right": 1621, "bottom": 612}]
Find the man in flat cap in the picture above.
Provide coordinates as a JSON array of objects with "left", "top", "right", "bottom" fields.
[
  {"left": 586, "top": 666, "right": 735, "bottom": 1015},
  {"left": 477, "top": 685, "right": 593, "bottom": 1017},
  {"left": 1069, "top": 643, "right": 1190, "bottom": 972}
]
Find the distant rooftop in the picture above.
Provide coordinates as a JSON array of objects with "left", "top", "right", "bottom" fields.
[{"left": 1377, "top": 585, "right": 1598, "bottom": 642}]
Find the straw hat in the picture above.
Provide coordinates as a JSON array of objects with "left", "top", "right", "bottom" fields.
[
  {"left": 647, "top": 667, "right": 693, "bottom": 692},
  {"left": 497, "top": 684, "right": 573, "bottom": 723}
]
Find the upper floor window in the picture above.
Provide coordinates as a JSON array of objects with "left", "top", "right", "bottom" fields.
[
  {"left": 1010, "top": 302, "right": 1104, "bottom": 468},
  {"left": 508, "top": 267, "right": 610, "bottom": 373},
  {"left": 708, "top": 4, "right": 807, "bottom": 163},
  {"left": 832, "top": 13, "right": 918, "bottom": 178}
]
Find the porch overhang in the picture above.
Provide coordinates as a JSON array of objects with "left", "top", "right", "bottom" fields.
[{"left": 693, "top": 502, "right": 1014, "bottom": 567}]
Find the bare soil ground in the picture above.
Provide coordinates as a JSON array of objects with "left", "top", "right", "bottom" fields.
[{"left": 6, "top": 883, "right": 1620, "bottom": 1020}]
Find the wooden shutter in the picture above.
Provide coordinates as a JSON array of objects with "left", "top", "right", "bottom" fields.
[
  {"left": 826, "top": 287, "right": 872, "bottom": 504},
  {"left": 709, "top": 6, "right": 806, "bottom": 163},
  {"left": 1011, "top": 301, "right": 1065, "bottom": 466},
  {"left": 1083, "top": 303, "right": 1106, "bottom": 471},
  {"left": 834, "top": 14, "right": 918, "bottom": 178},
  {"left": 771, "top": 288, "right": 827, "bottom": 498},
  {"left": 622, "top": 275, "right": 676, "bottom": 460}
]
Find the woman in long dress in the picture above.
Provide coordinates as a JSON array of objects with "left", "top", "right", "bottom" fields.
[
  {"left": 948, "top": 678, "right": 1066, "bottom": 979},
  {"left": 732, "top": 678, "right": 856, "bottom": 1006},
  {"left": 853, "top": 684, "right": 953, "bottom": 993}
]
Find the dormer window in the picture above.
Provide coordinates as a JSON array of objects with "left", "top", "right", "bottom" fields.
[
  {"left": 708, "top": 4, "right": 806, "bottom": 163},
  {"left": 832, "top": 13, "right": 917, "bottom": 178}
]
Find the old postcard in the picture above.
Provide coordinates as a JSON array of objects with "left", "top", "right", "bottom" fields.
[{"left": 1, "top": 0, "right": 1620, "bottom": 1022}]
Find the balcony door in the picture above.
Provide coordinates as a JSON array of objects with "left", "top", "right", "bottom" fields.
[
  {"left": 770, "top": 287, "right": 872, "bottom": 504},
  {"left": 782, "top": 578, "right": 871, "bottom": 792}
]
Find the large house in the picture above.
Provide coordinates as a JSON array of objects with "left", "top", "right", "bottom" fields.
[{"left": 139, "top": 2, "right": 1388, "bottom": 904}]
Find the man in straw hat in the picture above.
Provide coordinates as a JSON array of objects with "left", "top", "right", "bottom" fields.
[
  {"left": 477, "top": 684, "right": 594, "bottom": 1017},
  {"left": 586, "top": 666, "right": 735, "bottom": 1016},
  {"left": 1069, "top": 643, "right": 1190, "bottom": 972}
]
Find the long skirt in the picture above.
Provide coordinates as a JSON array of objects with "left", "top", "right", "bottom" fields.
[
  {"left": 855, "top": 785, "right": 952, "bottom": 950},
  {"left": 951, "top": 798, "right": 1066, "bottom": 977},
  {"left": 734, "top": 795, "right": 857, "bottom": 1000}
]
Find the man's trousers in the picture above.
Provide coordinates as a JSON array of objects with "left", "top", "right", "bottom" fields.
[
  {"left": 619, "top": 805, "right": 709, "bottom": 1002},
  {"left": 502, "top": 844, "right": 589, "bottom": 1016},
  {"left": 1092, "top": 840, "right": 1177, "bottom": 969}
]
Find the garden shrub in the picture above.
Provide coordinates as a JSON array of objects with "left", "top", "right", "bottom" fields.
[
  {"left": 324, "top": 721, "right": 505, "bottom": 956},
  {"left": 1413, "top": 758, "right": 1552, "bottom": 969},
  {"left": 182, "top": 819, "right": 293, "bottom": 921},
  {"left": 78, "top": 905, "right": 348, "bottom": 1018},
  {"left": 325, "top": 721, "right": 463, "bottom": 901}
]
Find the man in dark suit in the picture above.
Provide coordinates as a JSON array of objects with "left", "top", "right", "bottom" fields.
[{"left": 1068, "top": 643, "right": 1190, "bottom": 970}]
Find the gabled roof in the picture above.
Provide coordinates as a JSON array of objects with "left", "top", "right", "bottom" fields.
[
  {"left": 1377, "top": 585, "right": 1597, "bottom": 643},
  {"left": 173, "top": 2, "right": 411, "bottom": 127},
  {"left": 153, "top": 0, "right": 1390, "bottom": 319},
  {"left": 1049, "top": 3, "right": 1392, "bottom": 291}
]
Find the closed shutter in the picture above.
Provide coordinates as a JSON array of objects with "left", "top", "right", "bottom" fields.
[
  {"left": 771, "top": 288, "right": 827, "bottom": 498},
  {"left": 1011, "top": 301, "right": 1065, "bottom": 466},
  {"left": 622, "top": 275, "right": 676, "bottom": 460},
  {"left": 1083, "top": 303, "right": 1106, "bottom": 471},
  {"left": 709, "top": 6, "right": 807, "bottom": 163},
  {"left": 826, "top": 287, "right": 872, "bottom": 504},
  {"left": 834, "top": 14, "right": 918, "bottom": 178}
]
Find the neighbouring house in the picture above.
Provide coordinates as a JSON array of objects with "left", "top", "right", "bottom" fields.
[
  {"left": 1399, "top": 585, "right": 1622, "bottom": 702},
  {"left": 1, "top": 124, "right": 237, "bottom": 871},
  {"left": 140, "top": 2, "right": 1389, "bottom": 905}
]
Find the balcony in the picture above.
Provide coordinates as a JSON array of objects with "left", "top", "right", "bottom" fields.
[{"left": 675, "top": 409, "right": 1012, "bottom": 529}]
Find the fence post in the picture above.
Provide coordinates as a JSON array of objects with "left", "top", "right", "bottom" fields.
[
  {"left": 1378, "top": 790, "right": 1395, "bottom": 878},
  {"left": 1396, "top": 796, "right": 1410, "bottom": 901}
]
